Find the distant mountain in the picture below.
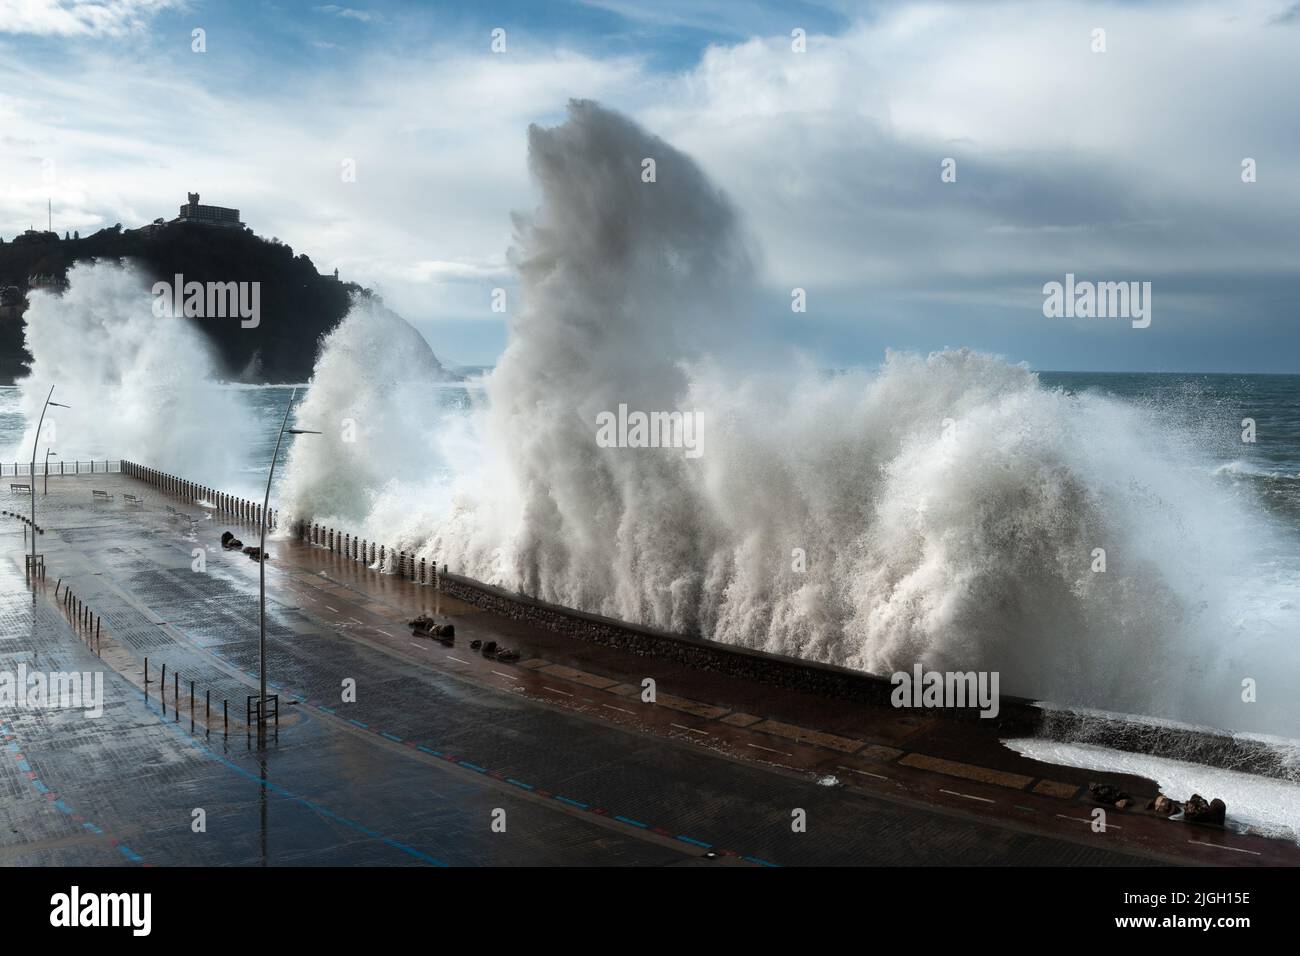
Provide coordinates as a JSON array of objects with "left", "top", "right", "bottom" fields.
[{"left": 0, "top": 219, "right": 365, "bottom": 384}]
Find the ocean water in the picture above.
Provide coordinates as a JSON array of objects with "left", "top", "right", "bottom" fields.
[
  {"left": 6, "top": 370, "right": 1294, "bottom": 519},
  {"left": 9, "top": 371, "right": 1296, "bottom": 523},
  {"left": 1045, "top": 371, "right": 1300, "bottom": 525}
]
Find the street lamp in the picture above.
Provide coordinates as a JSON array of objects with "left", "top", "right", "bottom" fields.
[
  {"left": 257, "top": 387, "right": 319, "bottom": 744},
  {"left": 44, "top": 449, "right": 57, "bottom": 495},
  {"left": 29, "top": 385, "right": 69, "bottom": 581}
]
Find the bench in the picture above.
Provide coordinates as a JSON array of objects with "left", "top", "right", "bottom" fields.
[
  {"left": 92, "top": 490, "right": 113, "bottom": 502},
  {"left": 123, "top": 494, "right": 143, "bottom": 505},
  {"left": 10, "top": 483, "right": 30, "bottom": 493}
]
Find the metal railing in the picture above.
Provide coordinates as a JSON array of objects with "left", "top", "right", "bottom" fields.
[
  {"left": 121, "top": 460, "right": 281, "bottom": 531},
  {"left": 0, "top": 460, "right": 121, "bottom": 477},
  {"left": 121, "top": 460, "right": 442, "bottom": 585}
]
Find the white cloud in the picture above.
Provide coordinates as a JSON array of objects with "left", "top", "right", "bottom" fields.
[
  {"left": 640, "top": 0, "right": 1300, "bottom": 290},
  {"left": 314, "top": 5, "right": 380, "bottom": 24},
  {"left": 2, "top": 0, "right": 1298, "bottom": 369},
  {"left": 0, "top": 0, "right": 181, "bottom": 37},
  {"left": 0, "top": 38, "right": 644, "bottom": 325}
]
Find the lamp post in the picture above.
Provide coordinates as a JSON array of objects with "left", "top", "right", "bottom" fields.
[
  {"left": 44, "top": 449, "right": 57, "bottom": 495},
  {"left": 257, "top": 388, "right": 319, "bottom": 744},
  {"left": 29, "top": 386, "right": 69, "bottom": 580}
]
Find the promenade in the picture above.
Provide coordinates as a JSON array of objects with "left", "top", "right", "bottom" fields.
[{"left": 2, "top": 471, "right": 1293, "bottom": 866}]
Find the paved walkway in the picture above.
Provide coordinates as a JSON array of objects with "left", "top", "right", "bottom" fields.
[{"left": 2, "top": 473, "right": 1291, "bottom": 865}]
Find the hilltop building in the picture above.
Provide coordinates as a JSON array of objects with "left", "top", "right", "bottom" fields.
[
  {"left": 12, "top": 228, "right": 59, "bottom": 244},
  {"left": 175, "top": 192, "right": 243, "bottom": 229}
]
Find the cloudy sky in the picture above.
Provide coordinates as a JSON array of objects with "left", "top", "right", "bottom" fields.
[{"left": 1, "top": 0, "right": 1297, "bottom": 371}]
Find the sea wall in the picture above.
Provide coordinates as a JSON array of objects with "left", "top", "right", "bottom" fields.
[
  {"left": 123, "top": 465, "right": 1292, "bottom": 780},
  {"left": 436, "top": 572, "right": 1292, "bottom": 779},
  {"left": 435, "top": 569, "right": 1043, "bottom": 734}
]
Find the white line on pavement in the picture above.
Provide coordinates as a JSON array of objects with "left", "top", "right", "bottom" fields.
[
  {"left": 670, "top": 723, "right": 709, "bottom": 735},
  {"left": 1188, "top": 840, "right": 1259, "bottom": 855},
  {"left": 940, "top": 788, "right": 994, "bottom": 804},
  {"left": 747, "top": 743, "right": 793, "bottom": 757},
  {"left": 837, "top": 765, "right": 888, "bottom": 781}
]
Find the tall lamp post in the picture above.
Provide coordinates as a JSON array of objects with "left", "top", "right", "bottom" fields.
[
  {"left": 30, "top": 386, "right": 69, "bottom": 580},
  {"left": 44, "top": 449, "right": 57, "bottom": 495},
  {"left": 257, "top": 388, "right": 319, "bottom": 743}
]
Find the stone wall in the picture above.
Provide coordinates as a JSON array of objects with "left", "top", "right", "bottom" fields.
[{"left": 436, "top": 571, "right": 1042, "bottom": 734}]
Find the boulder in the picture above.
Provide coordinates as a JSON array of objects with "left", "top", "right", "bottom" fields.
[
  {"left": 1182, "top": 794, "right": 1227, "bottom": 827},
  {"left": 221, "top": 531, "right": 244, "bottom": 550},
  {"left": 496, "top": 648, "right": 519, "bottom": 663},
  {"left": 481, "top": 640, "right": 497, "bottom": 656},
  {"left": 1151, "top": 795, "right": 1181, "bottom": 816},
  {"left": 242, "top": 546, "right": 268, "bottom": 561},
  {"left": 1088, "top": 783, "right": 1131, "bottom": 806}
]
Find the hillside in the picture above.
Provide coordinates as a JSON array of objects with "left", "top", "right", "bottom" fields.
[{"left": 0, "top": 221, "right": 365, "bottom": 384}]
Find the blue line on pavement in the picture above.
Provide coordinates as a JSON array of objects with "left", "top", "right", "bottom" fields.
[{"left": 676, "top": 835, "right": 712, "bottom": 849}]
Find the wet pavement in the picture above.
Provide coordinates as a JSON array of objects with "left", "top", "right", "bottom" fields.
[{"left": 2, "top": 473, "right": 1295, "bottom": 866}]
